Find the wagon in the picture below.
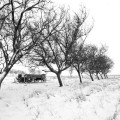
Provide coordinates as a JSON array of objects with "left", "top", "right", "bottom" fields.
[
  {"left": 24, "top": 74, "right": 46, "bottom": 83},
  {"left": 16, "top": 74, "right": 46, "bottom": 83}
]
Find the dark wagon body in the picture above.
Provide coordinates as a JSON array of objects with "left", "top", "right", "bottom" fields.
[{"left": 16, "top": 74, "right": 46, "bottom": 83}]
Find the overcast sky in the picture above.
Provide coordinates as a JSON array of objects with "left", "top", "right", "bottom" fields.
[{"left": 52, "top": 0, "right": 120, "bottom": 74}]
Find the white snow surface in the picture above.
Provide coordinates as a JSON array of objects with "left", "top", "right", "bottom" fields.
[{"left": 0, "top": 75, "right": 120, "bottom": 120}]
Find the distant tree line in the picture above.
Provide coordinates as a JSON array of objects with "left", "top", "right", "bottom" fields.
[{"left": 70, "top": 44, "right": 113, "bottom": 83}]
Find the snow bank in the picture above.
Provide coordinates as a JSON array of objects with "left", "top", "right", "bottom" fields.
[{"left": 0, "top": 76, "right": 120, "bottom": 120}]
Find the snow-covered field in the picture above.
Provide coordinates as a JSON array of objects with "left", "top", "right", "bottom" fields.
[{"left": 0, "top": 75, "right": 120, "bottom": 120}]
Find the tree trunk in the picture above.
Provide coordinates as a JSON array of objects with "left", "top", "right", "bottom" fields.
[
  {"left": 0, "top": 71, "right": 9, "bottom": 89},
  {"left": 99, "top": 73, "right": 103, "bottom": 79},
  {"left": 96, "top": 73, "right": 100, "bottom": 80},
  {"left": 56, "top": 72, "right": 63, "bottom": 87},
  {"left": 0, "top": 65, "right": 13, "bottom": 89},
  {"left": 103, "top": 74, "right": 106, "bottom": 79},
  {"left": 77, "top": 70, "right": 82, "bottom": 83},
  {"left": 89, "top": 72, "right": 94, "bottom": 81},
  {"left": 105, "top": 74, "right": 108, "bottom": 79},
  {"left": 103, "top": 74, "right": 108, "bottom": 79}
]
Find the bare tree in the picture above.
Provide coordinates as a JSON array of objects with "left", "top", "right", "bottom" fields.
[
  {"left": 71, "top": 43, "right": 88, "bottom": 83},
  {"left": 0, "top": 0, "right": 51, "bottom": 88},
  {"left": 82, "top": 44, "right": 113, "bottom": 80},
  {"left": 96, "top": 55, "right": 114, "bottom": 79},
  {"left": 27, "top": 6, "right": 93, "bottom": 87},
  {"left": 91, "top": 45, "right": 107, "bottom": 79},
  {"left": 82, "top": 44, "right": 98, "bottom": 81}
]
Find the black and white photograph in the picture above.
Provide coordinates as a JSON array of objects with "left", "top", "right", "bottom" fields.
[{"left": 0, "top": 0, "right": 120, "bottom": 120}]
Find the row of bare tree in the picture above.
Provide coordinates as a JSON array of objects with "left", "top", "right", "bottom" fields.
[
  {"left": 0, "top": 0, "right": 113, "bottom": 88},
  {"left": 70, "top": 44, "right": 113, "bottom": 83}
]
